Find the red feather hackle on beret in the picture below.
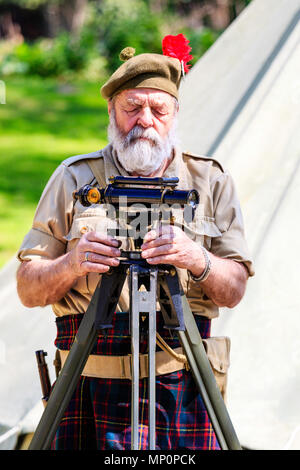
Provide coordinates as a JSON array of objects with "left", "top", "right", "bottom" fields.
[{"left": 162, "top": 34, "right": 193, "bottom": 73}]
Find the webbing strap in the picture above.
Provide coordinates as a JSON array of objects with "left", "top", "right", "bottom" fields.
[{"left": 86, "top": 157, "right": 106, "bottom": 187}]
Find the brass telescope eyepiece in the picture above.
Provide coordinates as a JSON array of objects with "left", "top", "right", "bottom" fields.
[{"left": 74, "top": 185, "right": 102, "bottom": 206}]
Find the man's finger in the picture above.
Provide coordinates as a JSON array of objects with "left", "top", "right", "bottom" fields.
[
  {"left": 141, "top": 243, "right": 176, "bottom": 259},
  {"left": 81, "top": 262, "right": 111, "bottom": 273},
  {"left": 143, "top": 225, "right": 175, "bottom": 243},
  {"left": 85, "top": 231, "right": 120, "bottom": 247},
  {"left": 82, "top": 241, "right": 121, "bottom": 258},
  {"left": 84, "top": 252, "right": 120, "bottom": 267},
  {"left": 141, "top": 236, "right": 174, "bottom": 250},
  {"left": 146, "top": 253, "right": 178, "bottom": 265}
]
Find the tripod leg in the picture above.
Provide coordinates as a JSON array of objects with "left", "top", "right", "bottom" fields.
[
  {"left": 147, "top": 270, "right": 157, "bottom": 450},
  {"left": 29, "top": 269, "right": 126, "bottom": 450},
  {"left": 130, "top": 266, "right": 140, "bottom": 450},
  {"left": 28, "top": 284, "right": 101, "bottom": 450},
  {"left": 158, "top": 271, "right": 241, "bottom": 450},
  {"left": 179, "top": 295, "right": 242, "bottom": 450},
  {"left": 177, "top": 330, "right": 229, "bottom": 450}
]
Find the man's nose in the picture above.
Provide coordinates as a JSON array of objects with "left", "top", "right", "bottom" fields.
[{"left": 136, "top": 107, "right": 153, "bottom": 128}]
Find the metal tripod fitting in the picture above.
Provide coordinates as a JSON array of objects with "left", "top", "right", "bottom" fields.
[{"left": 129, "top": 264, "right": 157, "bottom": 450}]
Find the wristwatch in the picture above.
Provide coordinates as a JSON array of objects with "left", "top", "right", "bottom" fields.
[{"left": 189, "top": 246, "right": 211, "bottom": 282}]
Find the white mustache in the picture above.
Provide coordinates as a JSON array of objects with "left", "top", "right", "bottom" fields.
[{"left": 123, "top": 125, "right": 162, "bottom": 148}]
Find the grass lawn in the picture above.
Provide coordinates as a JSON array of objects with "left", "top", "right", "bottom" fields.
[{"left": 0, "top": 76, "right": 109, "bottom": 268}]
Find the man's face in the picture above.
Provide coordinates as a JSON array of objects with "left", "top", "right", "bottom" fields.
[
  {"left": 108, "top": 88, "right": 177, "bottom": 139},
  {"left": 107, "top": 88, "right": 179, "bottom": 176}
]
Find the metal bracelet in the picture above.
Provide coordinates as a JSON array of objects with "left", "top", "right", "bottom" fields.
[{"left": 189, "top": 246, "right": 211, "bottom": 282}]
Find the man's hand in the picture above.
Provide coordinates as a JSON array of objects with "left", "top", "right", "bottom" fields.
[
  {"left": 17, "top": 231, "right": 121, "bottom": 308},
  {"left": 67, "top": 231, "right": 121, "bottom": 276},
  {"left": 141, "top": 224, "right": 205, "bottom": 276},
  {"left": 141, "top": 224, "right": 249, "bottom": 309}
]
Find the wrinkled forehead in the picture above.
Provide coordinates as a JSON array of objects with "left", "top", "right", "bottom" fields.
[{"left": 115, "top": 88, "right": 175, "bottom": 109}]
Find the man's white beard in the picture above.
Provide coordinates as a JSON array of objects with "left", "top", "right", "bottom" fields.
[{"left": 107, "top": 109, "right": 179, "bottom": 176}]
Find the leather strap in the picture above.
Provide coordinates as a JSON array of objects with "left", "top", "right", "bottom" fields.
[{"left": 58, "top": 347, "right": 189, "bottom": 380}]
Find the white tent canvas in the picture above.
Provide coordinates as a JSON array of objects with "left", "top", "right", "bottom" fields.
[{"left": 0, "top": 258, "right": 56, "bottom": 449}]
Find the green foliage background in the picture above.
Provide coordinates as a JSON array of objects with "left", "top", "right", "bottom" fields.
[{"left": 0, "top": 77, "right": 108, "bottom": 267}]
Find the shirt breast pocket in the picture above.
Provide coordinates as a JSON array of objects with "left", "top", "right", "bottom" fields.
[
  {"left": 65, "top": 207, "right": 112, "bottom": 243},
  {"left": 189, "top": 213, "right": 222, "bottom": 250}
]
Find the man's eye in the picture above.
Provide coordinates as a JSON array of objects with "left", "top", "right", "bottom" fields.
[
  {"left": 126, "top": 108, "right": 139, "bottom": 114},
  {"left": 153, "top": 109, "right": 166, "bottom": 116}
]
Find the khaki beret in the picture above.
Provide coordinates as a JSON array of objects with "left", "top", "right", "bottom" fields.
[{"left": 100, "top": 52, "right": 182, "bottom": 100}]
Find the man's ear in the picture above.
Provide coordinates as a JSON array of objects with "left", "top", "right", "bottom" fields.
[
  {"left": 107, "top": 99, "right": 112, "bottom": 115},
  {"left": 174, "top": 97, "right": 179, "bottom": 115}
]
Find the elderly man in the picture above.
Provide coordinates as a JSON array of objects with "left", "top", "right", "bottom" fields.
[{"left": 17, "top": 44, "right": 254, "bottom": 450}]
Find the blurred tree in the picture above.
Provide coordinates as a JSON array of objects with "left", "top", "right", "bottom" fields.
[
  {"left": 0, "top": 1, "right": 102, "bottom": 78},
  {"left": 0, "top": 0, "right": 90, "bottom": 39},
  {"left": 43, "top": 0, "right": 89, "bottom": 37},
  {"left": 0, "top": 0, "right": 252, "bottom": 41},
  {"left": 146, "top": 0, "right": 252, "bottom": 30},
  {"left": 0, "top": 0, "right": 252, "bottom": 78},
  {"left": 93, "top": 0, "right": 163, "bottom": 73}
]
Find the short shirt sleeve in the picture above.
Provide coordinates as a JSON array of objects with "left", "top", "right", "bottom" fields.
[
  {"left": 17, "top": 163, "right": 76, "bottom": 261},
  {"left": 211, "top": 170, "right": 255, "bottom": 277}
]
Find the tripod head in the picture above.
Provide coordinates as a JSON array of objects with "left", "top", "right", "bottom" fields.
[{"left": 74, "top": 176, "right": 200, "bottom": 257}]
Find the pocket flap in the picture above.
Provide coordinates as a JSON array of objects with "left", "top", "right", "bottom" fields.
[
  {"left": 64, "top": 211, "right": 116, "bottom": 241},
  {"left": 168, "top": 210, "right": 222, "bottom": 240},
  {"left": 203, "top": 336, "right": 231, "bottom": 373},
  {"left": 194, "top": 215, "right": 222, "bottom": 237}
]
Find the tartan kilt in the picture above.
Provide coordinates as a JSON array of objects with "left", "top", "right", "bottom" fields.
[{"left": 50, "top": 311, "right": 221, "bottom": 450}]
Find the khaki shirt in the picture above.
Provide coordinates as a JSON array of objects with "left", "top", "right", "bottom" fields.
[{"left": 17, "top": 144, "right": 254, "bottom": 319}]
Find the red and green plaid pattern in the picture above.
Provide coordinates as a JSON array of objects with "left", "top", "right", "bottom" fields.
[{"left": 51, "top": 312, "right": 220, "bottom": 450}]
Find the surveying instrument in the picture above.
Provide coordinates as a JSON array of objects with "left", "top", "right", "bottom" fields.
[{"left": 29, "top": 176, "right": 241, "bottom": 450}]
